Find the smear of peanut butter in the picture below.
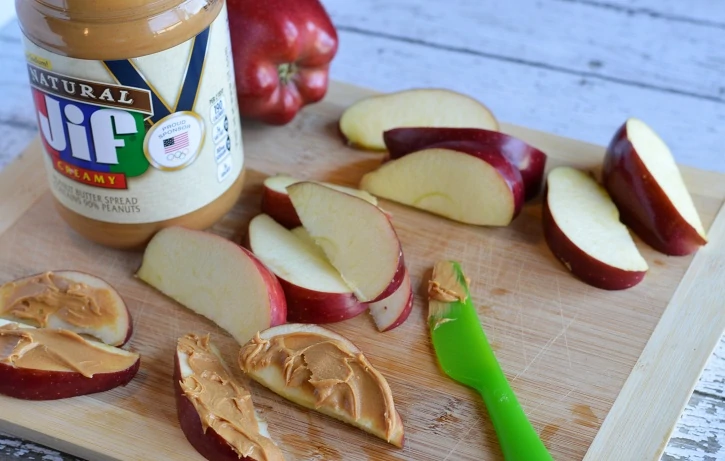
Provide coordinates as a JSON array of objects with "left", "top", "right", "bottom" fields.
[
  {"left": 239, "top": 331, "right": 404, "bottom": 445},
  {"left": 0, "top": 272, "right": 118, "bottom": 330},
  {"left": 177, "top": 334, "right": 283, "bottom": 461},
  {"left": 428, "top": 262, "right": 467, "bottom": 303},
  {"left": 0, "top": 323, "right": 137, "bottom": 378}
]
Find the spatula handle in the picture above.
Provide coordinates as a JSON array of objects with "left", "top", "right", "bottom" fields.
[{"left": 475, "top": 373, "right": 554, "bottom": 461}]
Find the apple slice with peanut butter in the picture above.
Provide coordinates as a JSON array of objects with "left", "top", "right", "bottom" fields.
[
  {"left": 0, "top": 319, "right": 140, "bottom": 400},
  {"left": 0, "top": 271, "right": 133, "bottom": 346},
  {"left": 239, "top": 323, "right": 405, "bottom": 447},
  {"left": 175, "top": 333, "right": 283, "bottom": 461}
]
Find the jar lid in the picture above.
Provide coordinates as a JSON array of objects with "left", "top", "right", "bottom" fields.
[{"left": 17, "top": 0, "right": 221, "bottom": 60}]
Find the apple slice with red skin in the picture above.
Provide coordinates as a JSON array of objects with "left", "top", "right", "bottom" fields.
[
  {"left": 0, "top": 319, "right": 140, "bottom": 400},
  {"left": 137, "top": 226, "right": 287, "bottom": 346},
  {"left": 174, "top": 335, "right": 281, "bottom": 461},
  {"left": 383, "top": 127, "right": 547, "bottom": 200},
  {"left": 339, "top": 89, "right": 499, "bottom": 151},
  {"left": 543, "top": 167, "right": 649, "bottom": 290},
  {"left": 0, "top": 271, "right": 133, "bottom": 347},
  {"left": 602, "top": 118, "right": 707, "bottom": 256},
  {"left": 268, "top": 220, "right": 411, "bottom": 329},
  {"left": 247, "top": 214, "right": 367, "bottom": 323},
  {"left": 261, "top": 175, "right": 379, "bottom": 228},
  {"left": 366, "top": 270, "right": 413, "bottom": 332},
  {"left": 287, "top": 182, "right": 406, "bottom": 303},
  {"left": 360, "top": 145, "right": 524, "bottom": 226}
]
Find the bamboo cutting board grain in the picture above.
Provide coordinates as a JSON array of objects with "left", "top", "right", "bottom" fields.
[{"left": 0, "top": 82, "right": 724, "bottom": 461}]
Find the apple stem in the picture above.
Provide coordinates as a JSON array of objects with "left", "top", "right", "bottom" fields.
[{"left": 278, "top": 63, "right": 297, "bottom": 85}]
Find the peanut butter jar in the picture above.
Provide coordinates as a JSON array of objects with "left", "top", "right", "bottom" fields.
[{"left": 16, "top": 0, "right": 245, "bottom": 249}]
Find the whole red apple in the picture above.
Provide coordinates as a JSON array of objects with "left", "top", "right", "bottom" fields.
[{"left": 227, "top": 0, "right": 338, "bottom": 125}]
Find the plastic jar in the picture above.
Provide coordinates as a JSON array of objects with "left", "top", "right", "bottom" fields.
[{"left": 16, "top": 0, "right": 245, "bottom": 249}]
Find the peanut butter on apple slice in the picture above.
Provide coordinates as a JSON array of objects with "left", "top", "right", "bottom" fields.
[
  {"left": 176, "top": 334, "right": 283, "bottom": 461},
  {"left": 239, "top": 323, "right": 405, "bottom": 447},
  {"left": 0, "top": 271, "right": 132, "bottom": 346},
  {"left": 0, "top": 319, "right": 140, "bottom": 400},
  {"left": 0, "top": 323, "right": 138, "bottom": 377}
]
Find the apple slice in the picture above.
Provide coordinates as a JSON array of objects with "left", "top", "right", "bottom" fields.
[
  {"left": 239, "top": 323, "right": 405, "bottom": 447},
  {"left": 290, "top": 226, "right": 325, "bottom": 257},
  {"left": 247, "top": 214, "right": 367, "bottom": 324},
  {"left": 543, "top": 167, "right": 648, "bottom": 290},
  {"left": 137, "top": 227, "right": 287, "bottom": 346},
  {"left": 0, "top": 319, "right": 140, "bottom": 400},
  {"left": 261, "top": 175, "right": 379, "bottom": 228},
  {"left": 174, "top": 333, "right": 283, "bottom": 461},
  {"left": 339, "top": 89, "right": 499, "bottom": 151},
  {"left": 367, "top": 270, "right": 414, "bottom": 332},
  {"left": 603, "top": 118, "right": 707, "bottom": 256},
  {"left": 291, "top": 225, "right": 412, "bottom": 329},
  {"left": 383, "top": 127, "right": 547, "bottom": 200},
  {"left": 0, "top": 271, "right": 132, "bottom": 347},
  {"left": 287, "top": 182, "right": 406, "bottom": 303},
  {"left": 360, "top": 145, "right": 524, "bottom": 226}
]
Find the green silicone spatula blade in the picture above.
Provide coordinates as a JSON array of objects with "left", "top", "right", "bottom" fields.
[{"left": 428, "top": 260, "right": 554, "bottom": 461}]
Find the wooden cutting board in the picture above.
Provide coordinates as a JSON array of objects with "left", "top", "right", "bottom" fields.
[{"left": 1, "top": 82, "right": 724, "bottom": 461}]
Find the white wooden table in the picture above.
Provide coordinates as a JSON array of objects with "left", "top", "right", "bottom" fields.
[{"left": 1, "top": 1, "right": 724, "bottom": 459}]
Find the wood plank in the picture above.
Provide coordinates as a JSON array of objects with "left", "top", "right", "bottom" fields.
[
  {"left": 328, "top": 29, "right": 725, "bottom": 173},
  {"left": 0, "top": 19, "right": 37, "bottom": 130},
  {"left": 0, "top": 125, "right": 36, "bottom": 171},
  {"left": 584, "top": 203, "right": 725, "bottom": 460},
  {"left": 0, "top": 8, "right": 17, "bottom": 33},
  {"left": 0, "top": 433, "right": 81, "bottom": 461},
  {"left": 322, "top": 0, "right": 725, "bottom": 101},
  {"left": 582, "top": 0, "right": 725, "bottom": 27},
  {"left": 0, "top": 17, "right": 37, "bottom": 172},
  {"left": 698, "top": 337, "right": 725, "bottom": 399},
  {"left": 0, "top": 137, "right": 46, "bottom": 236},
  {"left": 663, "top": 392, "right": 725, "bottom": 461},
  {"left": 0, "top": 82, "right": 723, "bottom": 461}
]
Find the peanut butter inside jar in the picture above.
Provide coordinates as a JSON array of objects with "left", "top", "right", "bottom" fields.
[{"left": 16, "top": 0, "right": 245, "bottom": 249}]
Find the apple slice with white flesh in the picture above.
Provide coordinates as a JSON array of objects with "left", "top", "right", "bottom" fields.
[
  {"left": 383, "top": 127, "right": 548, "bottom": 200},
  {"left": 239, "top": 323, "right": 405, "bottom": 447},
  {"left": 367, "top": 270, "right": 414, "bottom": 332},
  {"left": 290, "top": 226, "right": 323, "bottom": 255},
  {"left": 0, "top": 271, "right": 133, "bottom": 346},
  {"left": 603, "top": 118, "right": 707, "bottom": 256},
  {"left": 287, "top": 182, "right": 406, "bottom": 303},
  {"left": 0, "top": 319, "right": 140, "bottom": 400},
  {"left": 543, "top": 167, "right": 648, "bottom": 290},
  {"left": 339, "top": 89, "right": 499, "bottom": 151},
  {"left": 174, "top": 333, "right": 283, "bottom": 461},
  {"left": 261, "top": 175, "right": 379, "bottom": 228},
  {"left": 247, "top": 214, "right": 367, "bottom": 324},
  {"left": 137, "top": 227, "right": 287, "bottom": 346},
  {"left": 360, "top": 142, "right": 524, "bottom": 226}
]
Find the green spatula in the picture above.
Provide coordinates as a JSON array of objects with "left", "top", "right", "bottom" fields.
[{"left": 428, "top": 260, "right": 553, "bottom": 461}]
